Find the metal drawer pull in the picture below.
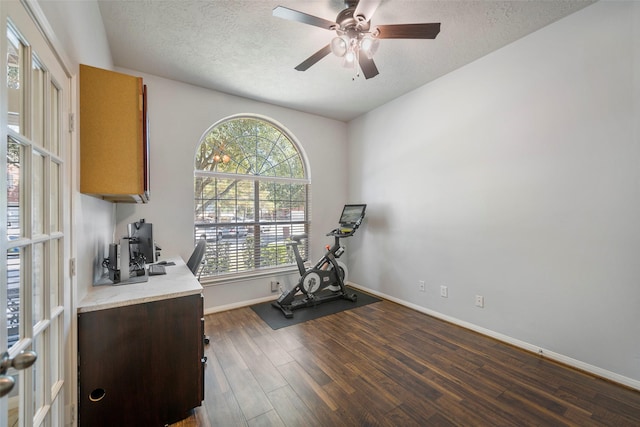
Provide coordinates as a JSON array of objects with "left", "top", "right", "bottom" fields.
[{"left": 89, "top": 388, "right": 106, "bottom": 402}]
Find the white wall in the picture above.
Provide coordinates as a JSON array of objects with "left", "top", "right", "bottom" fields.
[
  {"left": 37, "top": 0, "right": 113, "bottom": 70},
  {"left": 113, "top": 72, "right": 348, "bottom": 310},
  {"left": 347, "top": 1, "right": 640, "bottom": 387}
]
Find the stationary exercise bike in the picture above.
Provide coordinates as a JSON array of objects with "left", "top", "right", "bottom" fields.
[{"left": 272, "top": 204, "right": 366, "bottom": 318}]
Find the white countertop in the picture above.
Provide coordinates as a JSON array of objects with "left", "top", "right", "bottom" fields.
[{"left": 78, "top": 257, "right": 203, "bottom": 313}]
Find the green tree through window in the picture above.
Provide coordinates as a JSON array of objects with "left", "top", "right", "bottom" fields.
[{"left": 194, "top": 116, "right": 309, "bottom": 278}]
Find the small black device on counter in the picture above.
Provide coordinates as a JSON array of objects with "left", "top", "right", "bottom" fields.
[
  {"left": 148, "top": 264, "right": 166, "bottom": 276},
  {"left": 107, "top": 243, "right": 121, "bottom": 282}
]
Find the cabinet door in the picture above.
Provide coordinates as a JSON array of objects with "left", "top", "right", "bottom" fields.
[
  {"left": 78, "top": 294, "right": 203, "bottom": 426},
  {"left": 79, "top": 64, "right": 149, "bottom": 202}
]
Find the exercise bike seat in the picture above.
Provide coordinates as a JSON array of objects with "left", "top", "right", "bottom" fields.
[{"left": 291, "top": 233, "right": 308, "bottom": 243}]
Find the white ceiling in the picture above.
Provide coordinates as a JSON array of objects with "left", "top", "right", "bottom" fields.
[{"left": 97, "top": 0, "right": 596, "bottom": 122}]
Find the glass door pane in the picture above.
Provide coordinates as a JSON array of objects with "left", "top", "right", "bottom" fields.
[
  {"left": 50, "top": 238, "right": 60, "bottom": 309},
  {"left": 50, "top": 315, "right": 61, "bottom": 387},
  {"left": 50, "top": 161, "right": 60, "bottom": 232},
  {"left": 33, "top": 242, "right": 44, "bottom": 326},
  {"left": 31, "top": 58, "right": 46, "bottom": 146},
  {"left": 6, "top": 137, "right": 23, "bottom": 350},
  {"left": 6, "top": 249, "right": 21, "bottom": 349},
  {"left": 6, "top": 27, "right": 23, "bottom": 134},
  {"left": 6, "top": 368, "right": 23, "bottom": 426},
  {"left": 6, "top": 137, "right": 22, "bottom": 236},
  {"left": 49, "top": 81, "right": 60, "bottom": 155},
  {"left": 33, "top": 334, "right": 44, "bottom": 418},
  {"left": 32, "top": 150, "right": 45, "bottom": 236}
]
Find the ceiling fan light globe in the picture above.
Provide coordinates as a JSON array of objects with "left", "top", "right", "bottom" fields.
[
  {"left": 360, "top": 37, "right": 379, "bottom": 58},
  {"left": 342, "top": 58, "right": 356, "bottom": 69},
  {"left": 331, "top": 36, "right": 348, "bottom": 57},
  {"left": 341, "top": 48, "right": 356, "bottom": 69},
  {"left": 344, "top": 50, "right": 356, "bottom": 64}
]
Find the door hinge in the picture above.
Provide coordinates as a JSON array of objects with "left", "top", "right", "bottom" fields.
[
  {"left": 69, "top": 112, "right": 75, "bottom": 132},
  {"left": 69, "top": 258, "right": 76, "bottom": 277}
]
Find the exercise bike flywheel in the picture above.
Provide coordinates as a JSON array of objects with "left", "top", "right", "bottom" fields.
[
  {"left": 326, "top": 261, "right": 348, "bottom": 292},
  {"left": 301, "top": 272, "right": 321, "bottom": 294}
]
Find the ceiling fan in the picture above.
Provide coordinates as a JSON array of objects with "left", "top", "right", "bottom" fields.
[{"left": 273, "top": 0, "right": 441, "bottom": 79}]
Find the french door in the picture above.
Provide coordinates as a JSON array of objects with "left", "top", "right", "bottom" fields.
[{"left": 0, "top": 1, "right": 71, "bottom": 426}]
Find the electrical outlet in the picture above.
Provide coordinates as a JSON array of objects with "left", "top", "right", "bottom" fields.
[
  {"left": 440, "top": 285, "right": 448, "bottom": 298},
  {"left": 475, "top": 295, "right": 484, "bottom": 308},
  {"left": 418, "top": 280, "right": 426, "bottom": 292},
  {"left": 271, "top": 281, "right": 280, "bottom": 292}
]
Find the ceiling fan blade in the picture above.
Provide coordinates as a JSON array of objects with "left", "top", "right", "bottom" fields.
[
  {"left": 273, "top": 6, "right": 337, "bottom": 30},
  {"left": 375, "top": 23, "right": 441, "bottom": 39},
  {"left": 354, "top": 0, "right": 382, "bottom": 22},
  {"left": 295, "top": 45, "right": 332, "bottom": 71},
  {"left": 358, "top": 55, "right": 379, "bottom": 79}
]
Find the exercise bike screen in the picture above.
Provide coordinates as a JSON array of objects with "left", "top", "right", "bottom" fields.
[{"left": 339, "top": 204, "right": 366, "bottom": 226}]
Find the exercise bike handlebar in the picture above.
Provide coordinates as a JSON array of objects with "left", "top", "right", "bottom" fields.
[
  {"left": 290, "top": 213, "right": 363, "bottom": 245},
  {"left": 327, "top": 227, "right": 357, "bottom": 238},
  {"left": 289, "top": 226, "right": 358, "bottom": 246}
]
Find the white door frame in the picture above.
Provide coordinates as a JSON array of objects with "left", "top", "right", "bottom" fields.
[{"left": 0, "top": 0, "right": 76, "bottom": 425}]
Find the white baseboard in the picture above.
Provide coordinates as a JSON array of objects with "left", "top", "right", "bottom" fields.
[
  {"left": 347, "top": 281, "right": 640, "bottom": 392},
  {"left": 204, "top": 294, "right": 278, "bottom": 315}
]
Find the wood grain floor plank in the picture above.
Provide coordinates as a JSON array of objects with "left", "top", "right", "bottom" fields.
[
  {"left": 276, "top": 361, "right": 348, "bottom": 426},
  {"left": 497, "top": 389, "right": 576, "bottom": 426},
  {"left": 227, "top": 327, "right": 289, "bottom": 394},
  {"left": 200, "top": 352, "right": 248, "bottom": 427},
  {"left": 263, "top": 386, "right": 314, "bottom": 427},
  {"left": 277, "top": 360, "right": 339, "bottom": 412},
  {"left": 246, "top": 409, "right": 286, "bottom": 427},
  {"left": 214, "top": 333, "right": 274, "bottom": 420},
  {"left": 249, "top": 331, "right": 296, "bottom": 368},
  {"left": 303, "top": 340, "right": 360, "bottom": 394},
  {"left": 287, "top": 346, "right": 334, "bottom": 387}
]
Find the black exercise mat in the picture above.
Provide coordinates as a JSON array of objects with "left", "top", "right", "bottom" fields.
[{"left": 251, "top": 287, "right": 381, "bottom": 330}]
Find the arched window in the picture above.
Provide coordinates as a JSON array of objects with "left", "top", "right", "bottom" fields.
[{"left": 194, "top": 115, "right": 309, "bottom": 279}]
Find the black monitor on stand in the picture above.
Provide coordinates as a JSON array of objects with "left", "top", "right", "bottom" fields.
[{"left": 127, "top": 219, "right": 157, "bottom": 264}]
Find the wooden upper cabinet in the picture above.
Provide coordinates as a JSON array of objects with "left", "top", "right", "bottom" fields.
[{"left": 79, "top": 64, "right": 149, "bottom": 203}]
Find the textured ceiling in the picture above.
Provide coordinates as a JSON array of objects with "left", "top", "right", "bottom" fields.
[{"left": 97, "top": 0, "right": 596, "bottom": 122}]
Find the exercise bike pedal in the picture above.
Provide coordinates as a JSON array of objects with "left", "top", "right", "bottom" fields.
[
  {"left": 345, "top": 293, "right": 358, "bottom": 302},
  {"left": 271, "top": 300, "right": 294, "bottom": 318}
]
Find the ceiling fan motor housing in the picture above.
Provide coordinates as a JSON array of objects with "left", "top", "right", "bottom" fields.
[
  {"left": 344, "top": 0, "right": 359, "bottom": 9},
  {"left": 335, "top": 7, "right": 371, "bottom": 35}
]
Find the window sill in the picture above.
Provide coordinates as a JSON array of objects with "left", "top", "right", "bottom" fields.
[{"left": 200, "top": 265, "right": 299, "bottom": 287}]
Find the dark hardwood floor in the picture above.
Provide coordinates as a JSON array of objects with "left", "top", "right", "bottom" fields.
[{"left": 172, "top": 298, "right": 640, "bottom": 426}]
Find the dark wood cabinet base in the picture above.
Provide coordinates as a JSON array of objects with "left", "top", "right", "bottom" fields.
[{"left": 78, "top": 294, "right": 203, "bottom": 426}]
